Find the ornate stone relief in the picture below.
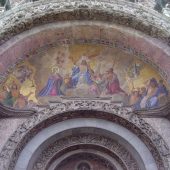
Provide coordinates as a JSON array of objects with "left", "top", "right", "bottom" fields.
[
  {"left": 0, "top": 1, "right": 169, "bottom": 170},
  {"left": 57, "top": 153, "right": 116, "bottom": 170},
  {"left": 0, "top": 0, "right": 170, "bottom": 47},
  {"left": 0, "top": 102, "right": 35, "bottom": 118},
  {"left": 0, "top": 99, "right": 169, "bottom": 170},
  {"left": 33, "top": 134, "right": 138, "bottom": 170}
]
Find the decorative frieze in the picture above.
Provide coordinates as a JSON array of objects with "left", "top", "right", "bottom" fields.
[{"left": 33, "top": 134, "right": 138, "bottom": 170}]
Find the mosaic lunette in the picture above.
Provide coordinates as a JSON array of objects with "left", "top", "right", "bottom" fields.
[{"left": 0, "top": 44, "right": 169, "bottom": 110}]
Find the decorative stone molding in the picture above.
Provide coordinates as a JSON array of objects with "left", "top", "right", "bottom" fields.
[
  {"left": 0, "top": 95, "right": 169, "bottom": 119},
  {"left": 0, "top": 0, "right": 170, "bottom": 47},
  {"left": 0, "top": 103, "right": 36, "bottom": 118},
  {"left": 56, "top": 152, "right": 117, "bottom": 170},
  {"left": 33, "top": 134, "right": 138, "bottom": 170},
  {"left": 0, "top": 99, "right": 169, "bottom": 170},
  {"left": 135, "top": 100, "right": 170, "bottom": 118}
]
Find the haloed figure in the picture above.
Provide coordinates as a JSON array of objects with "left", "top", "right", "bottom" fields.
[
  {"left": 71, "top": 59, "right": 93, "bottom": 88},
  {"left": 39, "top": 67, "right": 63, "bottom": 97}
]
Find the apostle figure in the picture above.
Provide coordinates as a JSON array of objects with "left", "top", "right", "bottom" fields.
[
  {"left": 105, "top": 68, "right": 125, "bottom": 95},
  {"left": 157, "top": 79, "right": 169, "bottom": 97},
  {"left": 129, "top": 89, "right": 141, "bottom": 110},
  {"left": 1, "top": 85, "right": 14, "bottom": 107},
  {"left": 140, "top": 78, "right": 159, "bottom": 109},
  {"left": 39, "top": 66, "right": 63, "bottom": 96}
]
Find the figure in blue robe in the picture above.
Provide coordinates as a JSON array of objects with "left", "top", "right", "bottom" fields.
[
  {"left": 145, "top": 96, "right": 159, "bottom": 109},
  {"left": 71, "top": 66, "right": 80, "bottom": 88},
  {"left": 71, "top": 61, "right": 93, "bottom": 88},
  {"left": 39, "top": 75, "right": 63, "bottom": 96},
  {"left": 157, "top": 80, "right": 169, "bottom": 96},
  {"left": 140, "top": 78, "right": 168, "bottom": 109}
]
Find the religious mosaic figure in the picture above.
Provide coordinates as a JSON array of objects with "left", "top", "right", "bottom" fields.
[
  {"left": 70, "top": 57, "right": 100, "bottom": 97},
  {"left": 71, "top": 59, "right": 93, "bottom": 88},
  {"left": 140, "top": 78, "right": 168, "bottom": 109},
  {"left": 104, "top": 68, "right": 125, "bottom": 95},
  {"left": 0, "top": 85, "right": 14, "bottom": 107},
  {"left": 39, "top": 66, "right": 63, "bottom": 96},
  {"left": 129, "top": 89, "right": 141, "bottom": 110}
]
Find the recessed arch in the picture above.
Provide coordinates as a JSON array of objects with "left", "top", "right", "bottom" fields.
[
  {"left": 14, "top": 118, "right": 154, "bottom": 170},
  {"left": 0, "top": 106, "right": 169, "bottom": 170},
  {"left": 51, "top": 150, "right": 120, "bottom": 170}
]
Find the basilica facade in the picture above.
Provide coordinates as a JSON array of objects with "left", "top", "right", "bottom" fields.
[{"left": 0, "top": 0, "right": 170, "bottom": 170}]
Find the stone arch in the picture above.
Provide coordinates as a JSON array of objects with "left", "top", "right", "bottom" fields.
[
  {"left": 0, "top": 101, "right": 169, "bottom": 169},
  {"left": 27, "top": 127, "right": 142, "bottom": 170},
  {"left": 51, "top": 149, "right": 120, "bottom": 170},
  {"left": 0, "top": 1, "right": 169, "bottom": 170},
  {"left": 0, "top": 0, "right": 170, "bottom": 44}
]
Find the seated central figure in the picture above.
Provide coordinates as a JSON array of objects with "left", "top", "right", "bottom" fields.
[{"left": 71, "top": 59, "right": 93, "bottom": 88}]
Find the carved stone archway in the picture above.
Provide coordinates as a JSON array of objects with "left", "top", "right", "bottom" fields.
[
  {"left": 0, "top": 99, "right": 169, "bottom": 170},
  {"left": 0, "top": 1, "right": 169, "bottom": 169}
]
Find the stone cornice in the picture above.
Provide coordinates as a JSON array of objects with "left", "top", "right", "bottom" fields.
[
  {"left": 0, "top": 97, "right": 170, "bottom": 119},
  {"left": 135, "top": 100, "right": 170, "bottom": 118},
  {"left": 0, "top": 102, "right": 36, "bottom": 118}
]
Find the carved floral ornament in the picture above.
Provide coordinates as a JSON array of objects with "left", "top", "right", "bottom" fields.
[{"left": 0, "top": 99, "right": 169, "bottom": 170}]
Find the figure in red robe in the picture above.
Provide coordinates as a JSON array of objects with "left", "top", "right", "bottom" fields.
[
  {"left": 105, "top": 68, "right": 125, "bottom": 95},
  {"left": 38, "top": 73, "right": 63, "bottom": 96}
]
